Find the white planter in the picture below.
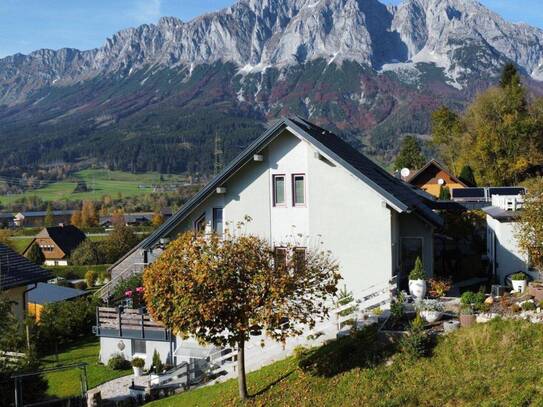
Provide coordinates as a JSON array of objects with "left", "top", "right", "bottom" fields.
[
  {"left": 133, "top": 366, "right": 143, "bottom": 377},
  {"left": 409, "top": 279, "right": 427, "bottom": 300},
  {"left": 420, "top": 310, "right": 442, "bottom": 323},
  {"left": 512, "top": 280, "right": 527, "bottom": 293}
]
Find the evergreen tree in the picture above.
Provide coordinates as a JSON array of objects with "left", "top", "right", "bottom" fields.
[
  {"left": 500, "top": 62, "right": 521, "bottom": 88},
  {"left": 438, "top": 185, "right": 451, "bottom": 201},
  {"left": 394, "top": 136, "right": 426, "bottom": 171},
  {"left": 44, "top": 203, "right": 55, "bottom": 227},
  {"left": 459, "top": 165, "right": 476, "bottom": 186},
  {"left": 25, "top": 243, "right": 45, "bottom": 265}
]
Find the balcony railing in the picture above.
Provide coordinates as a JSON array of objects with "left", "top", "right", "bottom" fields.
[{"left": 93, "top": 307, "right": 171, "bottom": 341}]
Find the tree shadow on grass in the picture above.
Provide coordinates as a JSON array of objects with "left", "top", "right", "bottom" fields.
[
  {"left": 296, "top": 325, "right": 397, "bottom": 378},
  {"left": 251, "top": 370, "right": 296, "bottom": 398}
]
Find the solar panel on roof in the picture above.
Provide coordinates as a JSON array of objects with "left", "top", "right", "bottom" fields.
[
  {"left": 451, "top": 188, "right": 486, "bottom": 198},
  {"left": 488, "top": 187, "right": 526, "bottom": 196}
]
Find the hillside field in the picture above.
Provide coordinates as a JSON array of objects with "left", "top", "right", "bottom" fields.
[
  {"left": 0, "top": 169, "right": 188, "bottom": 205},
  {"left": 149, "top": 319, "right": 543, "bottom": 407}
]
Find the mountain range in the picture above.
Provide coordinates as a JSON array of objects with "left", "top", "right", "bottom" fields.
[{"left": 1, "top": 0, "right": 543, "bottom": 174}]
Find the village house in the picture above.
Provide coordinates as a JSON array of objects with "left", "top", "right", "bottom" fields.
[
  {"left": 483, "top": 191, "right": 535, "bottom": 284},
  {"left": 27, "top": 282, "right": 88, "bottom": 321},
  {"left": 94, "top": 117, "right": 442, "bottom": 371},
  {"left": 13, "top": 210, "right": 74, "bottom": 227},
  {"left": 23, "top": 225, "right": 86, "bottom": 266},
  {"left": 406, "top": 159, "right": 469, "bottom": 198},
  {"left": 0, "top": 244, "right": 52, "bottom": 322}
]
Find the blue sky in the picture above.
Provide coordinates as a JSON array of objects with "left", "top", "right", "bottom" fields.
[{"left": 0, "top": 0, "right": 542, "bottom": 58}]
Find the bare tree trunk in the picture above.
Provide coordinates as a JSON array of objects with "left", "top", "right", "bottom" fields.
[{"left": 237, "top": 340, "right": 248, "bottom": 401}]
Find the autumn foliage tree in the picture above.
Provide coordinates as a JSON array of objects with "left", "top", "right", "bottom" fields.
[
  {"left": 517, "top": 178, "right": 543, "bottom": 270},
  {"left": 143, "top": 230, "right": 340, "bottom": 400},
  {"left": 431, "top": 64, "right": 543, "bottom": 186}
]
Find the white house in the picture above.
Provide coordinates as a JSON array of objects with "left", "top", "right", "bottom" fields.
[
  {"left": 484, "top": 193, "right": 532, "bottom": 284},
  {"left": 94, "top": 117, "right": 441, "bottom": 377}
]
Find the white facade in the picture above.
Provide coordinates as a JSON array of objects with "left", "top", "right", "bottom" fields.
[
  {"left": 485, "top": 195, "right": 530, "bottom": 284},
  {"left": 100, "top": 121, "right": 437, "bottom": 371}
]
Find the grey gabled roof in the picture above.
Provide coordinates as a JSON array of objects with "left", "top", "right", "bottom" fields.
[
  {"left": 0, "top": 244, "right": 52, "bottom": 290},
  {"left": 27, "top": 282, "right": 88, "bottom": 305},
  {"left": 108, "top": 117, "right": 441, "bottom": 271}
]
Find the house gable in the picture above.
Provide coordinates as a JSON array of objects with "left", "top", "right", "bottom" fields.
[{"left": 108, "top": 117, "right": 441, "bottom": 275}]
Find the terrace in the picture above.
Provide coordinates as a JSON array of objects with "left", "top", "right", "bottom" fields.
[{"left": 93, "top": 307, "right": 171, "bottom": 341}]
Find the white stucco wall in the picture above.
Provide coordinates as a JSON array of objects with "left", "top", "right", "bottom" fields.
[
  {"left": 487, "top": 216, "right": 528, "bottom": 284},
  {"left": 99, "top": 337, "right": 173, "bottom": 369}
]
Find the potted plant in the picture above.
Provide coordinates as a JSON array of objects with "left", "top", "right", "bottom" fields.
[
  {"left": 511, "top": 272, "right": 528, "bottom": 293},
  {"left": 418, "top": 299, "right": 444, "bottom": 323},
  {"left": 459, "top": 305, "right": 476, "bottom": 328},
  {"left": 408, "top": 257, "right": 426, "bottom": 300},
  {"left": 132, "top": 357, "right": 145, "bottom": 377}
]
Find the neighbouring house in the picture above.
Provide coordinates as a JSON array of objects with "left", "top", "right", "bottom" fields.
[
  {"left": 0, "top": 212, "right": 14, "bottom": 228},
  {"left": 484, "top": 191, "right": 533, "bottom": 284},
  {"left": 0, "top": 244, "right": 52, "bottom": 322},
  {"left": 99, "top": 212, "right": 154, "bottom": 228},
  {"left": 94, "top": 117, "right": 442, "bottom": 372},
  {"left": 27, "top": 282, "right": 88, "bottom": 321},
  {"left": 23, "top": 225, "right": 86, "bottom": 266},
  {"left": 406, "top": 159, "right": 468, "bottom": 198},
  {"left": 13, "top": 210, "right": 74, "bottom": 227}
]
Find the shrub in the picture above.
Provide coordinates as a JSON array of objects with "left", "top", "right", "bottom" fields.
[
  {"left": 85, "top": 270, "right": 97, "bottom": 288},
  {"left": 408, "top": 257, "right": 425, "bottom": 280},
  {"left": 297, "top": 326, "right": 388, "bottom": 377},
  {"left": 37, "top": 298, "right": 97, "bottom": 354},
  {"left": 399, "top": 313, "right": 429, "bottom": 359},
  {"left": 428, "top": 278, "right": 452, "bottom": 298},
  {"left": 522, "top": 301, "right": 536, "bottom": 311},
  {"left": 152, "top": 349, "right": 164, "bottom": 374},
  {"left": 71, "top": 240, "right": 103, "bottom": 266},
  {"left": 108, "top": 354, "right": 131, "bottom": 370},
  {"left": 131, "top": 357, "right": 145, "bottom": 368},
  {"left": 460, "top": 291, "right": 485, "bottom": 306},
  {"left": 390, "top": 293, "right": 405, "bottom": 322},
  {"left": 74, "top": 281, "right": 87, "bottom": 290},
  {"left": 511, "top": 272, "right": 527, "bottom": 281}
]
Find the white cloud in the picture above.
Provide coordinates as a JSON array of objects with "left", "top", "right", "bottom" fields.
[{"left": 129, "top": 0, "right": 162, "bottom": 24}]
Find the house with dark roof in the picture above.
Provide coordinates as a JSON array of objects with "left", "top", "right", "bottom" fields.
[
  {"left": 13, "top": 210, "right": 74, "bottom": 227},
  {"left": 27, "top": 282, "right": 89, "bottom": 321},
  {"left": 94, "top": 117, "right": 442, "bottom": 370},
  {"left": 23, "top": 225, "right": 86, "bottom": 266},
  {"left": 406, "top": 159, "right": 469, "bottom": 198},
  {"left": 0, "top": 244, "right": 52, "bottom": 321}
]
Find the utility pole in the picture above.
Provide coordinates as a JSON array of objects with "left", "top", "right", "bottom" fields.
[{"left": 214, "top": 132, "right": 224, "bottom": 176}]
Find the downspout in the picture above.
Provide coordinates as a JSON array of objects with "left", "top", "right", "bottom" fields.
[{"left": 22, "top": 283, "right": 38, "bottom": 314}]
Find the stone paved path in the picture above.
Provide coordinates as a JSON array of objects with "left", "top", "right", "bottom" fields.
[{"left": 95, "top": 374, "right": 151, "bottom": 401}]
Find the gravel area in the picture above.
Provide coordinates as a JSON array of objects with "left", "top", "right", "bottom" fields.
[{"left": 95, "top": 374, "right": 151, "bottom": 401}]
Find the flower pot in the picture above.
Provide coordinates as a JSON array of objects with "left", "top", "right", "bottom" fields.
[
  {"left": 133, "top": 366, "right": 143, "bottom": 377},
  {"left": 420, "top": 310, "right": 443, "bottom": 323},
  {"left": 512, "top": 280, "right": 527, "bottom": 293},
  {"left": 409, "top": 279, "right": 426, "bottom": 299},
  {"left": 459, "top": 314, "right": 476, "bottom": 328}
]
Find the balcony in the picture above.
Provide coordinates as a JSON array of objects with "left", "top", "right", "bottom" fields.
[{"left": 93, "top": 307, "right": 171, "bottom": 342}]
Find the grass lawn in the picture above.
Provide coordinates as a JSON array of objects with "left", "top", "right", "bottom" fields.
[
  {"left": 149, "top": 319, "right": 543, "bottom": 407},
  {"left": 42, "top": 336, "right": 131, "bottom": 398},
  {"left": 44, "top": 264, "right": 111, "bottom": 280},
  {"left": 0, "top": 169, "right": 187, "bottom": 205},
  {"left": 8, "top": 237, "right": 33, "bottom": 253}
]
